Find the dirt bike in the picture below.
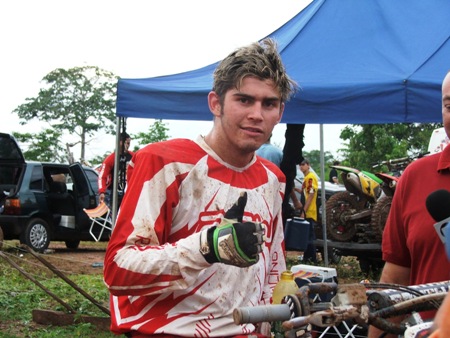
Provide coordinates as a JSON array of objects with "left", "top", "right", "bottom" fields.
[
  {"left": 234, "top": 279, "right": 449, "bottom": 338},
  {"left": 325, "top": 165, "right": 383, "bottom": 243},
  {"left": 370, "top": 154, "right": 428, "bottom": 241}
]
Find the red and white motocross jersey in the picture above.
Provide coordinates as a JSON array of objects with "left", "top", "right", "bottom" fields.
[{"left": 103, "top": 136, "right": 287, "bottom": 337}]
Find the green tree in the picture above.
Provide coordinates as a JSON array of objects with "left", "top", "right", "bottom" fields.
[
  {"left": 13, "top": 65, "right": 118, "bottom": 163},
  {"left": 13, "top": 129, "right": 66, "bottom": 163},
  {"left": 339, "top": 123, "right": 441, "bottom": 171},
  {"left": 132, "top": 120, "right": 170, "bottom": 151},
  {"left": 89, "top": 153, "right": 111, "bottom": 167}
]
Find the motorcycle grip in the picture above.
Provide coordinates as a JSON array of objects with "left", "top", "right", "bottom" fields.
[{"left": 233, "top": 304, "right": 291, "bottom": 324}]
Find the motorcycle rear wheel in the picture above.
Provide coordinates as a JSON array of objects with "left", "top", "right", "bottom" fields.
[
  {"left": 370, "top": 195, "right": 392, "bottom": 242},
  {"left": 326, "top": 191, "right": 365, "bottom": 242}
]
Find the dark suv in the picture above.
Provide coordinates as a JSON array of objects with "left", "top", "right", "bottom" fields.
[{"left": 0, "top": 132, "right": 109, "bottom": 252}]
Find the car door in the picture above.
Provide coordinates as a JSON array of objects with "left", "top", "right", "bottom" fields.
[
  {"left": 69, "top": 163, "right": 97, "bottom": 230},
  {"left": 0, "top": 133, "right": 25, "bottom": 196}
]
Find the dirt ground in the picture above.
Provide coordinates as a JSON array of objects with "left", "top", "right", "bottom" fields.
[
  {"left": 38, "top": 241, "right": 109, "bottom": 275},
  {"left": 0, "top": 240, "right": 109, "bottom": 276}
]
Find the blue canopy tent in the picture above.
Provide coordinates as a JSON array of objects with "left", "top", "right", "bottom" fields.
[
  {"left": 112, "top": 0, "right": 450, "bottom": 262},
  {"left": 116, "top": 0, "right": 450, "bottom": 124}
]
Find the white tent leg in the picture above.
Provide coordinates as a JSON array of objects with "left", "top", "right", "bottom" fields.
[
  {"left": 111, "top": 117, "right": 122, "bottom": 227},
  {"left": 319, "top": 124, "right": 329, "bottom": 266}
]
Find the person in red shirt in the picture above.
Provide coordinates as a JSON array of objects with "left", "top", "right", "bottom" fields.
[
  {"left": 97, "top": 132, "right": 134, "bottom": 208},
  {"left": 368, "top": 71, "right": 450, "bottom": 337},
  {"left": 103, "top": 38, "right": 297, "bottom": 337}
]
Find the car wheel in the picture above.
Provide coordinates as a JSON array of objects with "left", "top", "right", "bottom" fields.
[
  {"left": 65, "top": 240, "right": 80, "bottom": 249},
  {"left": 20, "top": 218, "right": 51, "bottom": 252},
  {"left": 0, "top": 226, "right": 4, "bottom": 250}
]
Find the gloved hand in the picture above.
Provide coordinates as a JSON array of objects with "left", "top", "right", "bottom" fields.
[{"left": 200, "top": 192, "right": 264, "bottom": 267}]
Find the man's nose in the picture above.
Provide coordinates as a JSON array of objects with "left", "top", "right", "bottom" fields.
[{"left": 248, "top": 102, "right": 264, "bottom": 119}]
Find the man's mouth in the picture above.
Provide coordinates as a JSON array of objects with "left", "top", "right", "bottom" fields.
[{"left": 242, "top": 127, "right": 263, "bottom": 135}]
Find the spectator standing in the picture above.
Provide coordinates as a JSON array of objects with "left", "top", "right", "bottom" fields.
[
  {"left": 280, "top": 124, "right": 305, "bottom": 223},
  {"left": 294, "top": 158, "right": 318, "bottom": 263},
  {"left": 368, "top": 71, "right": 450, "bottom": 337},
  {"left": 329, "top": 160, "right": 340, "bottom": 184},
  {"left": 256, "top": 134, "right": 283, "bottom": 167},
  {"left": 103, "top": 38, "right": 297, "bottom": 337},
  {"left": 97, "top": 132, "right": 134, "bottom": 208}
]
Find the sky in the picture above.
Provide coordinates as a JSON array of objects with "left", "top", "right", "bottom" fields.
[{"left": 0, "top": 0, "right": 347, "bottom": 161}]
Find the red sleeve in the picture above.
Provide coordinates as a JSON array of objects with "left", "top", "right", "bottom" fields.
[{"left": 98, "top": 153, "right": 115, "bottom": 194}]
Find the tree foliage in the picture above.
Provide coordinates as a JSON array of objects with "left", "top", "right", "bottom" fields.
[
  {"left": 339, "top": 123, "right": 441, "bottom": 171},
  {"left": 131, "top": 120, "right": 170, "bottom": 151},
  {"left": 13, "top": 66, "right": 118, "bottom": 162},
  {"left": 13, "top": 129, "right": 66, "bottom": 163}
]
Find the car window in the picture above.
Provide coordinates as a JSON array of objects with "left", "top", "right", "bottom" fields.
[
  {"left": 84, "top": 169, "right": 99, "bottom": 194},
  {"left": 0, "top": 166, "right": 19, "bottom": 186},
  {"left": 29, "top": 166, "right": 44, "bottom": 190}
]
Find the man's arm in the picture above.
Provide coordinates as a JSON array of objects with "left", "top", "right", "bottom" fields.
[
  {"left": 303, "top": 190, "right": 314, "bottom": 214},
  {"left": 367, "top": 262, "right": 411, "bottom": 338},
  {"left": 429, "top": 291, "right": 450, "bottom": 337},
  {"left": 98, "top": 154, "right": 114, "bottom": 203},
  {"left": 290, "top": 188, "right": 302, "bottom": 210}
]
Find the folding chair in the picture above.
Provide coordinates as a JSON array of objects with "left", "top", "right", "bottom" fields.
[{"left": 83, "top": 202, "right": 112, "bottom": 242}]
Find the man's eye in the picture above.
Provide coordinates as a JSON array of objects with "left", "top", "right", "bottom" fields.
[{"left": 264, "top": 101, "right": 278, "bottom": 108}]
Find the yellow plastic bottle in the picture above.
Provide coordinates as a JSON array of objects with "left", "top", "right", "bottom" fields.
[
  {"left": 272, "top": 270, "right": 298, "bottom": 304},
  {"left": 272, "top": 270, "right": 298, "bottom": 338}
]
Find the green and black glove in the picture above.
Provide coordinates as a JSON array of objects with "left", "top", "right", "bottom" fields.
[{"left": 200, "top": 192, "right": 264, "bottom": 267}]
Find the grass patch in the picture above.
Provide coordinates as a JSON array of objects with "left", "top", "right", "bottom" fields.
[{"left": 0, "top": 244, "right": 113, "bottom": 338}]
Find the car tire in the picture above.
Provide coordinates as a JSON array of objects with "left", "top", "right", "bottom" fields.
[
  {"left": 20, "top": 218, "right": 51, "bottom": 252},
  {"left": 65, "top": 240, "right": 80, "bottom": 249}
]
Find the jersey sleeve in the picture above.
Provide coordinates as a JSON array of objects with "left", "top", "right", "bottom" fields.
[
  {"left": 97, "top": 153, "right": 114, "bottom": 194},
  {"left": 103, "top": 145, "right": 210, "bottom": 296}
]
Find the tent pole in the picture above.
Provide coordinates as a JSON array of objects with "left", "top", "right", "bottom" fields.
[
  {"left": 111, "top": 117, "right": 122, "bottom": 227},
  {"left": 319, "top": 124, "right": 329, "bottom": 266}
]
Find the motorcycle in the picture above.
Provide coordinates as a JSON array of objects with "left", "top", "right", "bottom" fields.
[
  {"left": 370, "top": 154, "right": 428, "bottom": 240},
  {"left": 234, "top": 279, "right": 449, "bottom": 338},
  {"left": 325, "top": 165, "right": 384, "bottom": 243}
]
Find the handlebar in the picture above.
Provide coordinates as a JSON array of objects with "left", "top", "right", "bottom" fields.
[
  {"left": 372, "top": 153, "right": 429, "bottom": 171},
  {"left": 234, "top": 280, "right": 449, "bottom": 337},
  {"left": 233, "top": 304, "right": 291, "bottom": 324}
]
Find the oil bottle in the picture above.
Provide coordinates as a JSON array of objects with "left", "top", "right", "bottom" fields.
[{"left": 272, "top": 270, "right": 298, "bottom": 337}]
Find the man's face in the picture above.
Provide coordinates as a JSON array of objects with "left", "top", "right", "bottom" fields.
[
  {"left": 299, "top": 162, "right": 309, "bottom": 174},
  {"left": 120, "top": 138, "right": 131, "bottom": 152},
  {"left": 443, "top": 73, "right": 450, "bottom": 138},
  {"left": 209, "top": 77, "right": 284, "bottom": 156}
]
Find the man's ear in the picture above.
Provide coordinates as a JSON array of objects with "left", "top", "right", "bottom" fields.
[
  {"left": 277, "top": 102, "right": 285, "bottom": 124},
  {"left": 208, "top": 91, "right": 221, "bottom": 117}
]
